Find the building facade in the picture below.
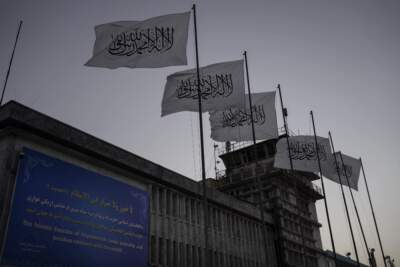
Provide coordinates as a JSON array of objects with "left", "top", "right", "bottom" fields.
[
  {"left": 215, "top": 139, "right": 325, "bottom": 267},
  {"left": 0, "top": 101, "right": 371, "bottom": 267},
  {"left": 0, "top": 101, "right": 278, "bottom": 267}
]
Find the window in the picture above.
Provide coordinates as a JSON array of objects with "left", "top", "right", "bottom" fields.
[
  {"left": 151, "top": 187, "right": 157, "bottom": 212},
  {"left": 246, "top": 150, "right": 254, "bottom": 162},
  {"left": 166, "top": 239, "right": 171, "bottom": 266},
  {"left": 179, "top": 195, "right": 184, "bottom": 219},
  {"left": 158, "top": 237, "right": 163, "bottom": 265},
  {"left": 166, "top": 190, "right": 171, "bottom": 216},
  {"left": 186, "top": 244, "right": 191, "bottom": 266},
  {"left": 173, "top": 241, "right": 178, "bottom": 267},
  {"left": 217, "top": 210, "right": 222, "bottom": 231},
  {"left": 196, "top": 202, "right": 201, "bottom": 224},
  {"left": 158, "top": 188, "right": 164, "bottom": 214},
  {"left": 257, "top": 145, "right": 266, "bottom": 159},
  {"left": 191, "top": 199, "right": 196, "bottom": 223},
  {"left": 241, "top": 150, "right": 248, "bottom": 163},
  {"left": 172, "top": 193, "right": 177, "bottom": 217},
  {"left": 185, "top": 198, "right": 190, "bottom": 221},
  {"left": 192, "top": 245, "right": 197, "bottom": 267},
  {"left": 232, "top": 153, "right": 241, "bottom": 166},
  {"left": 150, "top": 235, "right": 156, "bottom": 264},
  {"left": 179, "top": 242, "right": 184, "bottom": 266},
  {"left": 213, "top": 208, "right": 217, "bottom": 229},
  {"left": 198, "top": 247, "right": 202, "bottom": 267},
  {"left": 267, "top": 142, "right": 276, "bottom": 156},
  {"left": 227, "top": 214, "right": 231, "bottom": 235}
]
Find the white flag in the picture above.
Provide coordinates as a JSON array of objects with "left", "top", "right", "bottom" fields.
[
  {"left": 209, "top": 92, "right": 278, "bottom": 141},
  {"left": 274, "top": 135, "right": 333, "bottom": 173},
  {"left": 323, "top": 152, "right": 361, "bottom": 191},
  {"left": 85, "top": 12, "right": 190, "bottom": 69},
  {"left": 161, "top": 60, "right": 246, "bottom": 116}
]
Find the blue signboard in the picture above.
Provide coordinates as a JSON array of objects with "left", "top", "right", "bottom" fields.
[{"left": 1, "top": 148, "right": 149, "bottom": 267}]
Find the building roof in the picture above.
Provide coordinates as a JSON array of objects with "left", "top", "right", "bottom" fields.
[{"left": 0, "top": 101, "right": 272, "bottom": 223}]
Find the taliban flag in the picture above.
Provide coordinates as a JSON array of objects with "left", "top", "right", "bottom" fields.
[
  {"left": 85, "top": 12, "right": 190, "bottom": 69},
  {"left": 322, "top": 152, "right": 361, "bottom": 190},
  {"left": 209, "top": 91, "right": 278, "bottom": 141},
  {"left": 274, "top": 135, "right": 333, "bottom": 173},
  {"left": 161, "top": 60, "right": 246, "bottom": 116}
]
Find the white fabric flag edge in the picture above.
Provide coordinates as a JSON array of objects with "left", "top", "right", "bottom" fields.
[
  {"left": 209, "top": 91, "right": 278, "bottom": 142},
  {"left": 161, "top": 59, "right": 246, "bottom": 116},
  {"left": 273, "top": 135, "right": 333, "bottom": 173},
  {"left": 85, "top": 11, "right": 191, "bottom": 69}
]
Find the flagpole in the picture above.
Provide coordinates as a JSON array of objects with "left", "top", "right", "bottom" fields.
[
  {"left": 1, "top": 20, "right": 23, "bottom": 106},
  {"left": 277, "top": 84, "right": 293, "bottom": 170},
  {"left": 360, "top": 158, "right": 387, "bottom": 267},
  {"left": 310, "top": 111, "right": 338, "bottom": 267},
  {"left": 192, "top": 5, "right": 209, "bottom": 267},
  {"left": 328, "top": 132, "right": 361, "bottom": 266},
  {"left": 277, "top": 84, "right": 306, "bottom": 267},
  {"left": 338, "top": 151, "right": 371, "bottom": 264},
  {"left": 243, "top": 50, "right": 270, "bottom": 265}
]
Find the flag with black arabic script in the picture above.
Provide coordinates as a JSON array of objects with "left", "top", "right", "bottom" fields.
[
  {"left": 85, "top": 12, "right": 190, "bottom": 69},
  {"left": 161, "top": 60, "right": 246, "bottom": 116},
  {"left": 274, "top": 135, "right": 333, "bottom": 173},
  {"left": 209, "top": 92, "right": 278, "bottom": 141},
  {"left": 322, "top": 152, "right": 361, "bottom": 190}
]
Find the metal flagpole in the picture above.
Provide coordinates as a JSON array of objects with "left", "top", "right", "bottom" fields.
[
  {"left": 277, "top": 85, "right": 293, "bottom": 170},
  {"left": 360, "top": 157, "right": 387, "bottom": 267},
  {"left": 192, "top": 5, "right": 209, "bottom": 267},
  {"left": 310, "top": 112, "right": 338, "bottom": 267},
  {"left": 243, "top": 51, "right": 270, "bottom": 265},
  {"left": 277, "top": 84, "right": 306, "bottom": 267},
  {"left": 1, "top": 20, "right": 23, "bottom": 106},
  {"left": 328, "top": 132, "right": 360, "bottom": 266},
  {"left": 338, "top": 151, "right": 371, "bottom": 264}
]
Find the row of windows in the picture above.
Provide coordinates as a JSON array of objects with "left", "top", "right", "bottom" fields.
[
  {"left": 151, "top": 186, "right": 270, "bottom": 240},
  {"left": 224, "top": 143, "right": 276, "bottom": 168},
  {"left": 302, "top": 227, "right": 314, "bottom": 239},
  {"left": 282, "top": 230, "right": 303, "bottom": 244},
  {"left": 284, "top": 249, "right": 317, "bottom": 267},
  {"left": 149, "top": 184, "right": 277, "bottom": 267},
  {"left": 281, "top": 215, "right": 314, "bottom": 238},
  {"left": 282, "top": 217, "right": 301, "bottom": 234},
  {"left": 150, "top": 236, "right": 266, "bottom": 267},
  {"left": 283, "top": 238, "right": 318, "bottom": 266},
  {"left": 280, "top": 204, "right": 313, "bottom": 225},
  {"left": 228, "top": 181, "right": 276, "bottom": 201},
  {"left": 285, "top": 249, "right": 304, "bottom": 266},
  {"left": 304, "top": 256, "right": 318, "bottom": 267}
]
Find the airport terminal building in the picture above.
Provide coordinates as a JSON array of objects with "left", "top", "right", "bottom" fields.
[
  {"left": 0, "top": 101, "right": 277, "bottom": 267},
  {"left": 0, "top": 101, "right": 363, "bottom": 267}
]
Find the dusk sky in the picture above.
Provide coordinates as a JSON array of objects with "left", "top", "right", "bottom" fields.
[{"left": 1, "top": 0, "right": 399, "bottom": 265}]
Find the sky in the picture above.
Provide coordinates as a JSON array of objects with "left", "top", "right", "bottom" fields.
[{"left": 1, "top": 0, "right": 399, "bottom": 265}]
